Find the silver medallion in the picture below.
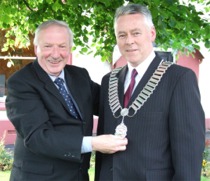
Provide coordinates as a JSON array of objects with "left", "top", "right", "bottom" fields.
[
  {"left": 115, "top": 121, "right": 127, "bottom": 138},
  {"left": 120, "top": 108, "right": 129, "bottom": 117}
]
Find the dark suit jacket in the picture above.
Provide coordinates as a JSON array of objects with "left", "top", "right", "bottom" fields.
[
  {"left": 95, "top": 55, "right": 205, "bottom": 181},
  {"left": 6, "top": 60, "right": 100, "bottom": 181}
]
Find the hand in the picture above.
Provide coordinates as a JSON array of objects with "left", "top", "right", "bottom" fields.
[{"left": 91, "top": 134, "right": 128, "bottom": 154}]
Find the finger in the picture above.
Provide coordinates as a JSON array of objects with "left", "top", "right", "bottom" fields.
[{"left": 119, "top": 145, "right": 126, "bottom": 151}]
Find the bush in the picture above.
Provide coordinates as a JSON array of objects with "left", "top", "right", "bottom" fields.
[
  {"left": 0, "top": 132, "right": 13, "bottom": 171},
  {"left": 202, "top": 138, "right": 210, "bottom": 178}
]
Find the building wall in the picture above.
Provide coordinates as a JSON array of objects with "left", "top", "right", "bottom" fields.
[
  {"left": 176, "top": 49, "right": 203, "bottom": 80},
  {"left": 0, "top": 100, "right": 16, "bottom": 145}
]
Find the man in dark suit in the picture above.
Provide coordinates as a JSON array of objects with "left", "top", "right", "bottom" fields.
[
  {"left": 95, "top": 4, "right": 205, "bottom": 181},
  {"left": 6, "top": 20, "right": 127, "bottom": 181}
]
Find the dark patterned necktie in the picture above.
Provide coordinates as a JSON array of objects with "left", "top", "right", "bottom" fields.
[
  {"left": 124, "top": 69, "right": 138, "bottom": 108},
  {"left": 54, "top": 77, "right": 79, "bottom": 119}
]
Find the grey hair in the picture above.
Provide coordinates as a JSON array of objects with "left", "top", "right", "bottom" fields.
[
  {"left": 114, "top": 4, "right": 154, "bottom": 29},
  {"left": 33, "top": 20, "right": 74, "bottom": 46}
]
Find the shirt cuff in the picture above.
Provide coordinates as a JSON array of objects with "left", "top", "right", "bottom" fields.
[{"left": 81, "top": 136, "right": 92, "bottom": 153}]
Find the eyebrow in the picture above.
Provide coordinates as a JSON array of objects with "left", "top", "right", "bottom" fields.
[{"left": 117, "top": 28, "right": 141, "bottom": 34}]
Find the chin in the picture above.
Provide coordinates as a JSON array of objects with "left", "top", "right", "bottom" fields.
[{"left": 48, "top": 67, "right": 62, "bottom": 75}]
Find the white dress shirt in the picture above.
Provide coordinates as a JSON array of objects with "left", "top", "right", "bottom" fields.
[{"left": 124, "top": 51, "right": 156, "bottom": 94}]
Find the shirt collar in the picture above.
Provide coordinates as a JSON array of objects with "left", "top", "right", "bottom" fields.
[
  {"left": 127, "top": 50, "right": 155, "bottom": 77},
  {"left": 49, "top": 70, "right": 65, "bottom": 82}
]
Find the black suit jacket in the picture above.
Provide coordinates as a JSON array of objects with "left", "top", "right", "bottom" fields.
[
  {"left": 6, "top": 60, "right": 100, "bottom": 181},
  {"left": 95, "top": 55, "right": 205, "bottom": 181}
]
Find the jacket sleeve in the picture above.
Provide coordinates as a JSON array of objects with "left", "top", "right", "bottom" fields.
[{"left": 169, "top": 69, "right": 205, "bottom": 180}]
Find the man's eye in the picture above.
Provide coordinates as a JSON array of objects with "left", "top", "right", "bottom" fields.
[
  {"left": 133, "top": 32, "right": 141, "bottom": 36},
  {"left": 118, "top": 34, "right": 126, "bottom": 39},
  {"left": 45, "top": 45, "right": 52, "bottom": 48}
]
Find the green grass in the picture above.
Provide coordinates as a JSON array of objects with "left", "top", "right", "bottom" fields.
[
  {"left": 1, "top": 169, "right": 209, "bottom": 181},
  {"left": 201, "top": 175, "right": 210, "bottom": 181},
  {"left": 89, "top": 167, "right": 95, "bottom": 181},
  {"left": 0, "top": 171, "right": 10, "bottom": 181},
  {"left": 0, "top": 169, "right": 94, "bottom": 181}
]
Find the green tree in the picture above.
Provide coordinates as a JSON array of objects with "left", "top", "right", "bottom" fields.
[{"left": 0, "top": 0, "right": 209, "bottom": 61}]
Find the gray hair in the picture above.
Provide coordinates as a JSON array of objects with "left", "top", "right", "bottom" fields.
[
  {"left": 114, "top": 4, "right": 154, "bottom": 29},
  {"left": 33, "top": 20, "right": 74, "bottom": 46}
]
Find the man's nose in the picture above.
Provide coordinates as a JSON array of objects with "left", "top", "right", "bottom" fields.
[
  {"left": 51, "top": 46, "right": 60, "bottom": 58},
  {"left": 125, "top": 34, "right": 134, "bottom": 45}
]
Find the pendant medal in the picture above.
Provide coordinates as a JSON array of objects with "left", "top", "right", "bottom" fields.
[
  {"left": 115, "top": 120, "right": 127, "bottom": 138},
  {"left": 114, "top": 108, "right": 129, "bottom": 138}
]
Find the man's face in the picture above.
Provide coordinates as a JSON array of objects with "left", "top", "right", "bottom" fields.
[
  {"left": 115, "top": 14, "right": 156, "bottom": 67},
  {"left": 34, "top": 25, "right": 71, "bottom": 76}
]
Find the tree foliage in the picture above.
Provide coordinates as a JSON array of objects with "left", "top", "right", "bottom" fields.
[{"left": 0, "top": 0, "right": 209, "bottom": 61}]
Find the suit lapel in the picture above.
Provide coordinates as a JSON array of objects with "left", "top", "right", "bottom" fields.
[
  {"left": 129, "top": 55, "right": 162, "bottom": 105},
  {"left": 32, "top": 60, "right": 70, "bottom": 113},
  {"left": 64, "top": 68, "right": 83, "bottom": 120}
]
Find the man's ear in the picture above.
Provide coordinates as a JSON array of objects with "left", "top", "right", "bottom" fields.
[{"left": 151, "top": 27, "right": 156, "bottom": 41}]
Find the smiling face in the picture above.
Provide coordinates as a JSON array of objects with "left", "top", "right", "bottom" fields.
[
  {"left": 115, "top": 13, "right": 156, "bottom": 67},
  {"left": 34, "top": 25, "right": 71, "bottom": 76}
]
